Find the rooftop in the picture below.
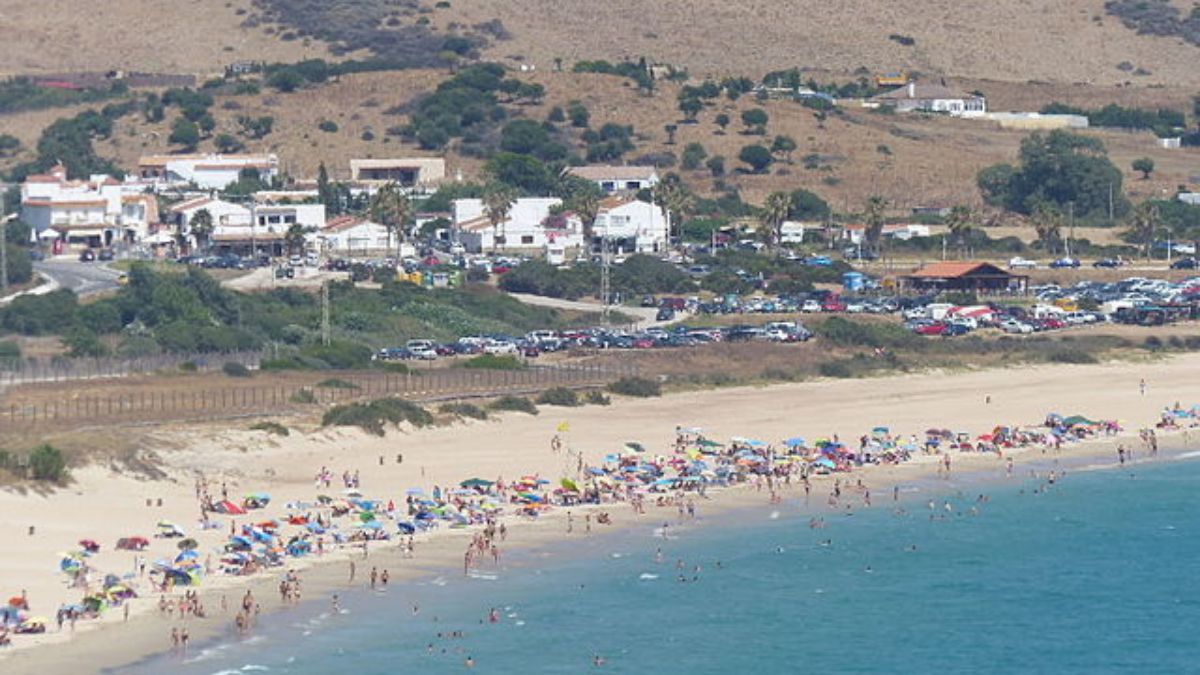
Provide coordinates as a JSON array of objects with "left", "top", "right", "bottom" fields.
[{"left": 567, "top": 165, "right": 658, "bottom": 182}]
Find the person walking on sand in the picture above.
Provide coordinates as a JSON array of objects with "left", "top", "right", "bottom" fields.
[
  {"left": 1139, "top": 378, "right": 1147, "bottom": 396},
  {"left": 349, "top": 561, "right": 356, "bottom": 583}
]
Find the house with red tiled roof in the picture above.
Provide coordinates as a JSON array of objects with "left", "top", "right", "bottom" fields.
[
  {"left": 317, "top": 216, "right": 396, "bottom": 255},
  {"left": 901, "top": 261, "right": 1027, "bottom": 294}
]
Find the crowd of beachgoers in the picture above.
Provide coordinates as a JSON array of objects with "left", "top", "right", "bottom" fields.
[{"left": 8, "top": 399, "right": 1199, "bottom": 651}]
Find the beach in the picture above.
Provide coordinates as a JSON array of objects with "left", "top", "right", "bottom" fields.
[{"left": 3, "top": 353, "right": 1200, "bottom": 673}]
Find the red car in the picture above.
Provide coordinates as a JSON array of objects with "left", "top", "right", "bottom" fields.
[
  {"left": 1039, "top": 317, "right": 1066, "bottom": 330},
  {"left": 822, "top": 298, "right": 847, "bottom": 312},
  {"left": 915, "top": 322, "right": 948, "bottom": 336}
]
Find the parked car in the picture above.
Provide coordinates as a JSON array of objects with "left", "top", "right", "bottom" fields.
[
  {"left": 941, "top": 323, "right": 971, "bottom": 337},
  {"left": 97, "top": 248, "right": 115, "bottom": 261},
  {"left": 79, "top": 249, "right": 96, "bottom": 262},
  {"left": 1092, "top": 258, "right": 1121, "bottom": 269},
  {"left": 804, "top": 255, "right": 833, "bottom": 267},
  {"left": 1049, "top": 257, "right": 1080, "bottom": 269},
  {"left": 1008, "top": 257, "right": 1037, "bottom": 269},
  {"left": 801, "top": 299, "right": 822, "bottom": 313},
  {"left": 655, "top": 307, "right": 675, "bottom": 321},
  {"left": 1000, "top": 319, "right": 1034, "bottom": 334},
  {"left": 915, "top": 322, "right": 947, "bottom": 336},
  {"left": 1170, "top": 258, "right": 1198, "bottom": 270},
  {"left": 483, "top": 340, "right": 518, "bottom": 355},
  {"left": 405, "top": 340, "right": 438, "bottom": 360}
]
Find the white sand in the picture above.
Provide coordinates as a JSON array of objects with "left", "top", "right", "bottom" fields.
[{"left": 1, "top": 353, "right": 1197, "bottom": 671}]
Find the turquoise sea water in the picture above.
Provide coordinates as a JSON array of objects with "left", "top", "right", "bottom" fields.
[{"left": 121, "top": 455, "right": 1200, "bottom": 674}]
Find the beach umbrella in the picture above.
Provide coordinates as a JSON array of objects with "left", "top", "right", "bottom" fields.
[
  {"left": 625, "top": 442, "right": 647, "bottom": 453},
  {"left": 359, "top": 512, "right": 377, "bottom": 523},
  {"left": 175, "top": 550, "right": 198, "bottom": 563},
  {"left": 397, "top": 522, "right": 416, "bottom": 534},
  {"left": 405, "top": 488, "right": 425, "bottom": 496},
  {"left": 316, "top": 495, "right": 334, "bottom": 505},
  {"left": 215, "top": 500, "right": 247, "bottom": 515},
  {"left": 560, "top": 478, "right": 580, "bottom": 492},
  {"left": 176, "top": 538, "right": 199, "bottom": 551},
  {"left": 343, "top": 488, "right": 363, "bottom": 497},
  {"left": 783, "top": 437, "right": 806, "bottom": 448},
  {"left": 459, "top": 478, "right": 494, "bottom": 488},
  {"left": 360, "top": 520, "right": 383, "bottom": 531}
]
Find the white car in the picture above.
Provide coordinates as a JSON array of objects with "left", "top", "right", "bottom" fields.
[
  {"left": 483, "top": 340, "right": 518, "bottom": 355},
  {"left": 405, "top": 339, "right": 438, "bottom": 360},
  {"left": 1008, "top": 257, "right": 1038, "bottom": 269},
  {"left": 801, "top": 300, "right": 821, "bottom": 313},
  {"left": 1000, "top": 320, "right": 1034, "bottom": 334}
]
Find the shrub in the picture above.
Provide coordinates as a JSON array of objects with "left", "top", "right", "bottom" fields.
[
  {"left": 0, "top": 340, "right": 20, "bottom": 359},
  {"left": 818, "top": 361, "right": 853, "bottom": 378},
  {"left": 607, "top": 376, "right": 661, "bottom": 397},
  {"left": 179, "top": 361, "right": 198, "bottom": 372},
  {"left": 316, "top": 377, "right": 360, "bottom": 389},
  {"left": 28, "top": 444, "right": 67, "bottom": 482},
  {"left": 815, "top": 317, "right": 917, "bottom": 349},
  {"left": 317, "top": 119, "right": 339, "bottom": 133},
  {"left": 322, "top": 398, "right": 433, "bottom": 435},
  {"left": 536, "top": 387, "right": 580, "bottom": 406},
  {"left": 291, "top": 388, "right": 317, "bottom": 403},
  {"left": 584, "top": 390, "right": 611, "bottom": 406},
  {"left": 488, "top": 395, "right": 538, "bottom": 415},
  {"left": 461, "top": 354, "right": 525, "bottom": 370},
  {"left": 222, "top": 361, "right": 252, "bottom": 377},
  {"left": 250, "top": 421, "right": 290, "bottom": 436},
  {"left": 438, "top": 402, "right": 489, "bottom": 420},
  {"left": 1047, "top": 350, "right": 1098, "bottom": 364}
]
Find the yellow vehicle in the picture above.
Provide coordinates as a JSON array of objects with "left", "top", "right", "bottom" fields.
[
  {"left": 1052, "top": 298, "right": 1077, "bottom": 312},
  {"left": 117, "top": 273, "right": 129, "bottom": 286}
]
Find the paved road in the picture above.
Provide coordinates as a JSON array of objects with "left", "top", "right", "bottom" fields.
[
  {"left": 33, "top": 259, "right": 122, "bottom": 296},
  {"left": 507, "top": 292, "right": 665, "bottom": 329}
]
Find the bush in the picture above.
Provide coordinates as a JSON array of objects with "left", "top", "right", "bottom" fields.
[
  {"left": 607, "top": 376, "right": 661, "bottom": 397},
  {"left": 438, "top": 402, "right": 489, "bottom": 420},
  {"left": 28, "top": 444, "right": 67, "bottom": 482},
  {"left": 222, "top": 361, "right": 252, "bottom": 377},
  {"left": 1047, "top": 350, "right": 1098, "bottom": 364},
  {"left": 488, "top": 395, "right": 538, "bottom": 415},
  {"left": 818, "top": 361, "right": 853, "bottom": 378},
  {"left": 322, "top": 398, "right": 433, "bottom": 435},
  {"left": 815, "top": 317, "right": 917, "bottom": 349},
  {"left": 291, "top": 388, "right": 317, "bottom": 403},
  {"left": 316, "top": 377, "right": 360, "bottom": 389},
  {"left": 536, "top": 387, "right": 580, "bottom": 406},
  {"left": 0, "top": 340, "right": 19, "bottom": 359},
  {"left": 250, "top": 421, "right": 290, "bottom": 436},
  {"left": 461, "top": 354, "right": 525, "bottom": 370},
  {"left": 317, "top": 119, "right": 339, "bottom": 133},
  {"left": 584, "top": 390, "right": 611, "bottom": 406}
]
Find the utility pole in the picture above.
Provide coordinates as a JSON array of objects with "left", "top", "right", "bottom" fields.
[
  {"left": 600, "top": 221, "right": 611, "bottom": 325},
  {"left": 320, "top": 280, "right": 331, "bottom": 346},
  {"left": 0, "top": 213, "right": 16, "bottom": 294}
]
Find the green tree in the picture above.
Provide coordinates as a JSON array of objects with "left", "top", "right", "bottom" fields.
[
  {"left": 169, "top": 117, "right": 200, "bottom": 150},
  {"left": 738, "top": 144, "right": 773, "bottom": 173},
  {"left": 284, "top": 223, "right": 309, "bottom": 256},
  {"left": 945, "top": 205, "right": 975, "bottom": 258},
  {"left": 189, "top": 209, "right": 214, "bottom": 251},
  {"left": 681, "top": 142, "right": 707, "bottom": 170},
  {"left": 679, "top": 97, "right": 703, "bottom": 122},
  {"left": 977, "top": 130, "right": 1129, "bottom": 220},
  {"left": 1031, "top": 204, "right": 1063, "bottom": 254},
  {"left": 664, "top": 124, "right": 678, "bottom": 145},
  {"left": 573, "top": 189, "right": 600, "bottom": 248},
  {"left": 484, "top": 152, "right": 554, "bottom": 194},
  {"left": 368, "top": 182, "right": 412, "bottom": 260},
  {"left": 714, "top": 113, "right": 730, "bottom": 133},
  {"left": 787, "top": 189, "right": 830, "bottom": 220},
  {"left": 771, "top": 135, "right": 797, "bottom": 163},
  {"left": 1128, "top": 201, "right": 1160, "bottom": 259},
  {"left": 482, "top": 183, "right": 517, "bottom": 253},
  {"left": 706, "top": 155, "right": 726, "bottom": 177},
  {"left": 316, "top": 162, "right": 336, "bottom": 216},
  {"left": 1132, "top": 157, "right": 1155, "bottom": 180},
  {"left": 863, "top": 196, "right": 887, "bottom": 255},
  {"left": 741, "top": 108, "right": 768, "bottom": 134},
  {"left": 567, "top": 101, "right": 590, "bottom": 128},
  {"left": 759, "top": 191, "right": 793, "bottom": 251},
  {"left": 214, "top": 133, "right": 243, "bottom": 153}
]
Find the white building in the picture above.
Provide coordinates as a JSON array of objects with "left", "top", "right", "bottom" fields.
[
  {"left": 136, "top": 153, "right": 279, "bottom": 190},
  {"left": 167, "top": 195, "right": 322, "bottom": 254},
  {"left": 591, "top": 196, "right": 669, "bottom": 253},
  {"left": 349, "top": 158, "right": 445, "bottom": 189},
  {"left": 566, "top": 165, "right": 660, "bottom": 193},
  {"left": 20, "top": 164, "right": 158, "bottom": 248},
  {"left": 872, "top": 82, "right": 986, "bottom": 117},
  {"left": 318, "top": 216, "right": 396, "bottom": 255},
  {"left": 1179, "top": 193, "right": 1200, "bottom": 206},
  {"left": 841, "top": 223, "right": 932, "bottom": 245},
  {"left": 452, "top": 197, "right": 582, "bottom": 254}
]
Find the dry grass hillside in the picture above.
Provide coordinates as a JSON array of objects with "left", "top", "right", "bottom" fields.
[
  {"left": 2, "top": 69, "right": 1192, "bottom": 219},
  {"left": 1, "top": 0, "right": 1199, "bottom": 89},
  {"left": 0, "top": 0, "right": 331, "bottom": 76}
]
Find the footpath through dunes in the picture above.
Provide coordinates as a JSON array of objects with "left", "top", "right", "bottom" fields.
[{"left": 2, "top": 352, "right": 1200, "bottom": 671}]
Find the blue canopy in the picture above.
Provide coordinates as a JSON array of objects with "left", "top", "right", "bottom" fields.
[{"left": 783, "top": 437, "right": 806, "bottom": 448}]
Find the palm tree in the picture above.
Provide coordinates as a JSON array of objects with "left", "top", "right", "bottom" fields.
[
  {"left": 284, "top": 223, "right": 309, "bottom": 256},
  {"left": 482, "top": 184, "right": 516, "bottom": 254},
  {"left": 368, "top": 181, "right": 411, "bottom": 261},
  {"left": 572, "top": 190, "right": 600, "bottom": 253},
  {"left": 945, "top": 205, "right": 974, "bottom": 259},
  {"left": 1129, "top": 201, "right": 1161, "bottom": 260},
  {"left": 189, "top": 209, "right": 214, "bottom": 253},
  {"left": 652, "top": 181, "right": 694, "bottom": 248},
  {"left": 760, "top": 191, "right": 793, "bottom": 252},
  {"left": 862, "top": 196, "right": 887, "bottom": 257},
  {"left": 1031, "top": 204, "right": 1063, "bottom": 255}
]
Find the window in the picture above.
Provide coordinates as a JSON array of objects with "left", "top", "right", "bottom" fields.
[
  {"left": 625, "top": 181, "right": 640, "bottom": 190},
  {"left": 495, "top": 235, "right": 506, "bottom": 244},
  {"left": 521, "top": 235, "right": 534, "bottom": 244},
  {"left": 601, "top": 181, "right": 615, "bottom": 191},
  {"left": 284, "top": 215, "right": 296, "bottom": 224}
]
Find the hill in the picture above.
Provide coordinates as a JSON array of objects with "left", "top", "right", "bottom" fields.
[{"left": 2, "top": 0, "right": 1200, "bottom": 87}]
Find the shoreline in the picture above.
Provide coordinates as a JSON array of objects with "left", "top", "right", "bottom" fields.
[{"left": 3, "top": 355, "right": 1200, "bottom": 672}]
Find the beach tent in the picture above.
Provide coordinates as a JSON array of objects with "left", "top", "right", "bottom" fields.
[
  {"left": 460, "top": 478, "right": 494, "bottom": 488},
  {"left": 213, "top": 500, "right": 247, "bottom": 515},
  {"left": 625, "top": 442, "right": 647, "bottom": 453},
  {"left": 783, "top": 437, "right": 806, "bottom": 448}
]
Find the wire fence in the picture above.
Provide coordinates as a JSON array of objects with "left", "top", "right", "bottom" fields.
[
  {"left": 0, "top": 351, "right": 267, "bottom": 388},
  {"left": 0, "top": 362, "right": 638, "bottom": 429}
]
